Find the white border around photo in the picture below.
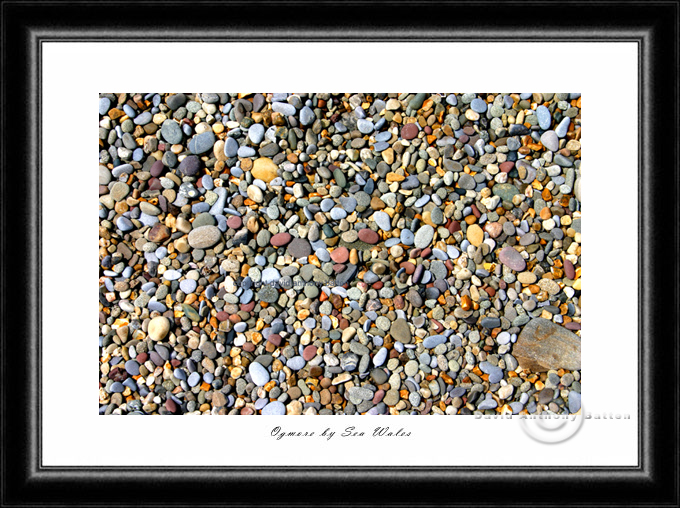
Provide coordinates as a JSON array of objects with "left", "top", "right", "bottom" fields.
[{"left": 42, "top": 42, "right": 638, "bottom": 466}]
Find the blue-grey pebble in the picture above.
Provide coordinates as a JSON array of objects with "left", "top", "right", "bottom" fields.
[
  {"left": 375, "top": 131, "right": 391, "bottom": 142},
  {"left": 330, "top": 208, "right": 347, "bottom": 220},
  {"left": 423, "top": 335, "right": 446, "bottom": 349},
  {"left": 470, "top": 98, "right": 487, "bottom": 113},
  {"left": 373, "top": 211, "right": 391, "bottom": 231},
  {"left": 248, "top": 123, "right": 265, "bottom": 144},
  {"left": 122, "top": 105, "right": 136, "bottom": 118},
  {"left": 125, "top": 360, "right": 140, "bottom": 376},
  {"left": 238, "top": 146, "right": 256, "bottom": 157},
  {"left": 179, "top": 279, "right": 197, "bottom": 294},
  {"left": 99, "top": 97, "right": 111, "bottom": 115},
  {"left": 401, "top": 229, "right": 415, "bottom": 245},
  {"left": 110, "top": 382, "right": 125, "bottom": 393},
  {"left": 555, "top": 117, "right": 570, "bottom": 138},
  {"left": 536, "top": 105, "right": 551, "bottom": 130},
  {"left": 287, "top": 356, "right": 305, "bottom": 370},
  {"left": 116, "top": 216, "right": 134, "bottom": 232},
  {"left": 161, "top": 120, "right": 183, "bottom": 144},
  {"left": 188, "top": 372, "right": 201, "bottom": 387},
  {"left": 134, "top": 111, "right": 152, "bottom": 125},
  {"left": 189, "top": 131, "right": 215, "bottom": 154},
  {"left": 262, "top": 401, "right": 286, "bottom": 415},
  {"left": 357, "top": 119, "right": 374, "bottom": 134},
  {"left": 568, "top": 391, "right": 581, "bottom": 413},
  {"left": 272, "top": 102, "right": 296, "bottom": 116},
  {"left": 249, "top": 362, "right": 270, "bottom": 387},
  {"left": 201, "top": 175, "right": 214, "bottom": 190},
  {"left": 224, "top": 136, "right": 239, "bottom": 157},
  {"left": 300, "top": 106, "right": 315, "bottom": 126}
]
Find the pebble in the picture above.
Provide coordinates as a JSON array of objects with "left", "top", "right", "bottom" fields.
[
  {"left": 513, "top": 318, "right": 581, "bottom": 372},
  {"left": 414, "top": 225, "right": 434, "bottom": 249},
  {"left": 188, "top": 226, "right": 221, "bottom": 249},
  {"left": 498, "top": 246, "right": 526, "bottom": 271},
  {"left": 249, "top": 362, "right": 270, "bottom": 387}
]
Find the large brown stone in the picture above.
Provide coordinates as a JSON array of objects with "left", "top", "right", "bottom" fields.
[{"left": 513, "top": 318, "right": 581, "bottom": 372}]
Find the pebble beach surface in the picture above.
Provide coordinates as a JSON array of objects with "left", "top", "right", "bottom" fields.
[{"left": 99, "top": 93, "right": 581, "bottom": 416}]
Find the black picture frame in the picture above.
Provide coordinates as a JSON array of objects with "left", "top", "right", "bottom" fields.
[{"left": 2, "top": 2, "right": 678, "bottom": 506}]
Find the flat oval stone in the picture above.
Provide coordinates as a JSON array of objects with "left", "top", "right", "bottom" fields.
[
  {"left": 536, "top": 105, "right": 552, "bottom": 130},
  {"left": 188, "top": 131, "right": 216, "bottom": 154},
  {"left": 540, "top": 130, "right": 559, "bottom": 152},
  {"left": 358, "top": 228, "right": 380, "bottom": 244},
  {"left": 401, "top": 123, "right": 419, "bottom": 140},
  {"left": 470, "top": 98, "right": 487, "bottom": 113},
  {"left": 161, "top": 120, "right": 183, "bottom": 144},
  {"left": 270, "top": 232, "right": 292, "bottom": 246},
  {"left": 249, "top": 362, "right": 270, "bottom": 386},
  {"left": 414, "top": 225, "right": 434, "bottom": 249},
  {"left": 178, "top": 155, "right": 201, "bottom": 176},
  {"left": 466, "top": 224, "right": 484, "bottom": 247},
  {"left": 224, "top": 136, "right": 239, "bottom": 157},
  {"left": 262, "top": 401, "right": 286, "bottom": 415},
  {"left": 188, "top": 225, "right": 221, "bottom": 249},
  {"left": 498, "top": 246, "right": 526, "bottom": 271},
  {"left": 287, "top": 238, "right": 312, "bottom": 258},
  {"left": 287, "top": 356, "right": 305, "bottom": 370}
]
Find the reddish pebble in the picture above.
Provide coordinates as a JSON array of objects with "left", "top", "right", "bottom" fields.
[
  {"left": 394, "top": 295, "right": 405, "bottom": 309},
  {"left": 271, "top": 232, "right": 292, "bottom": 246},
  {"left": 358, "top": 228, "right": 380, "bottom": 244},
  {"left": 330, "top": 247, "right": 349, "bottom": 263},
  {"left": 424, "top": 126, "right": 432, "bottom": 135},
  {"left": 485, "top": 287, "right": 496, "bottom": 297},
  {"left": 565, "top": 321, "right": 581, "bottom": 331},
  {"left": 410, "top": 248, "right": 422, "bottom": 259},
  {"left": 448, "top": 220, "right": 461, "bottom": 233},
  {"left": 303, "top": 345, "right": 317, "bottom": 361},
  {"left": 170, "top": 359, "right": 181, "bottom": 368},
  {"left": 136, "top": 353, "right": 148, "bottom": 363},
  {"left": 150, "top": 160, "right": 165, "bottom": 177},
  {"left": 216, "top": 311, "right": 229, "bottom": 322},
  {"left": 242, "top": 342, "right": 255, "bottom": 352},
  {"left": 372, "top": 389, "right": 385, "bottom": 405},
  {"left": 400, "top": 261, "right": 416, "bottom": 275},
  {"left": 227, "top": 216, "right": 242, "bottom": 229},
  {"left": 338, "top": 318, "right": 349, "bottom": 329},
  {"left": 420, "top": 247, "right": 432, "bottom": 258},
  {"left": 240, "top": 407, "right": 254, "bottom": 415},
  {"left": 332, "top": 263, "right": 346, "bottom": 273},
  {"left": 564, "top": 259, "right": 575, "bottom": 279},
  {"left": 240, "top": 301, "right": 255, "bottom": 312},
  {"left": 267, "top": 334, "right": 282, "bottom": 346},
  {"left": 500, "top": 161, "right": 515, "bottom": 173},
  {"left": 372, "top": 281, "right": 383, "bottom": 290},
  {"left": 147, "top": 177, "right": 163, "bottom": 191},
  {"left": 470, "top": 204, "right": 481, "bottom": 218},
  {"left": 165, "top": 399, "right": 177, "bottom": 413},
  {"left": 401, "top": 122, "right": 419, "bottom": 140},
  {"left": 431, "top": 319, "right": 444, "bottom": 333},
  {"left": 485, "top": 222, "right": 503, "bottom": 238}
]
